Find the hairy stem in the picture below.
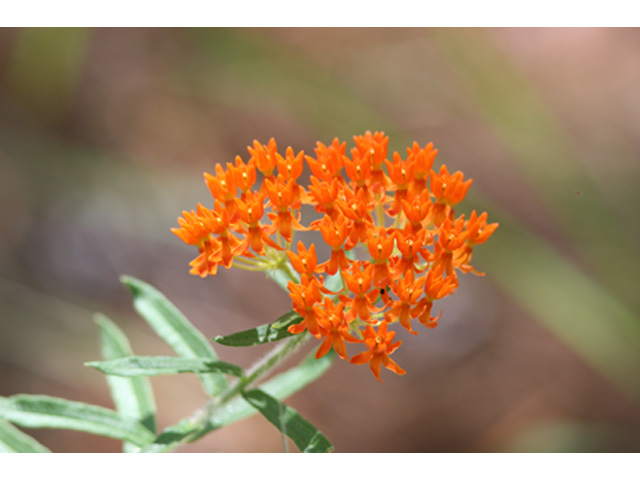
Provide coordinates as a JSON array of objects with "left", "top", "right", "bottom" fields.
[
  {"left": 170, "top": 331, "right": 311, "bottom": 448},
  {"left": 219, "top": 331, "right": 311, "bottom": 404},
  {"left": 151, "top": 254, "right": 309, "bottom": 451}
]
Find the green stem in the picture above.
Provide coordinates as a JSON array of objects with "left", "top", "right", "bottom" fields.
[
  {"left": 283, "top": 261, "right": 299, "bottom": 284},
  {"left": 153, "top": 256, "right": 307, "bottom": 451},
  {"left": 235, "top": 256, "right": 265, "bottom": 266},
  {"left": 273, "top": 251, "right": 299, "bottom": 284},
  {"left": 233, "top": 263, "right": 270, "bottom": 272},
  {"left": 174, "top": 331, "right": 311, "bottom": 447},
  {"left": 219, "top": 331, "right": 310, "bottom": 403},
  {"left": 375, "top": 202, "right": 385, "bottom": 229}
]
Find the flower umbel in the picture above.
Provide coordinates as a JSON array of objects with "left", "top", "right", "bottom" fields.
[{"left": 173, "top": 132, "right": 498, "bottom": 381}]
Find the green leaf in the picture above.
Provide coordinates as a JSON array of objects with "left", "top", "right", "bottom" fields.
[
  {"left": 95, "top": 313, "right": 156, "bottom": 452},
  {"left": 0, "top": 395, "right": 155, "bottom": 447},
  {"left": 87, "top": 356, "right": 243, "bottom": 378},
  {"left": 120, "top": 275, "right": 227, "bottom": 397},
  {"left": 242, "top": 389, "right": 334, "bottom": 453},
  {"left": 213, "top": 310, "right": 302, "bottom": 347},
  {"left": 141, "top": 349, "right": 335, "bottom": 452},
  {"left": 203, "top": 350, "right": 335, "bottom": 435},
  {"left": 138, "top": 418, "right": 201, "bottom": 453},
  {"left": 0, "top": 419, "right": 50, "bottom": 453}
]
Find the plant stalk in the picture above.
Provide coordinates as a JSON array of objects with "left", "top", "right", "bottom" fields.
[{"left": 161, "top": 331, "right": 311, "bottom": 451}]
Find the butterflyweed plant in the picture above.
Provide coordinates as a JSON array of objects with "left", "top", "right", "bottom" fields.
[{"left": 0, "top": 131, "right": 497, "bottom": 453}]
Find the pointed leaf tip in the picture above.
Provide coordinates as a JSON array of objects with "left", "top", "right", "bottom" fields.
[
  {"left": 242, "top": 389, "right": 334, "bottom": 453},
  {"left": 0, "top": 395, "right": 154, "bottom": 447},
  {"left": 0, "top": 419, "right": 51, "bottom": 453},
  {"left": 119, "top": 275, "right": 228, "bottom": 396},
  {"left": 213, "top": 310, "right": 303, "bottom": 347},
  {"left": 87, "top": 356, "right": 243, "bottom": 378},
  {"left": 93, "top": 312, "right": 157, "bottom": 450}
]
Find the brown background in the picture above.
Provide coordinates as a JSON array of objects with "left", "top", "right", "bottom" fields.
[{"left": 1, "top": 28, "right": 640, "bottom": 452}]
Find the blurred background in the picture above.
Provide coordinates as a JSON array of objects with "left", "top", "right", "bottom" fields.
[{"left": 1, "top": 27, "right": 640, "bottom": 453}]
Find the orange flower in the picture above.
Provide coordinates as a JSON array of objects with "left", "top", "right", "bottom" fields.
[
  {"left": 350, "top": 321, "right": 405, "bottom": 382},
  {"left": 318, "top": 214, "right": 352, "bottom": 275},
  {"left": 248, "top": 138, "right": 278, "bottom": 179},
  {"left": 401, "top": 190, "right": 433, "bottom": 233},
  {"left": 394, "top": 227, "right": 431, "bottom": 276},
  {"left": 171, "top": 206, "right": 212, "bottom": 247},
  {"left": 430, "top": 165, "right": 472, "bottom": 227},
  {"left": 336, "top": 188, "right": 375, "bottom": 248},
  {"left": 172, "top": 207, "right": 222, "bottom": 277},
  {"left": 307, "top": 176, "right": 342, "bottom": 220},
  {"left": 287, "top": 241, "right": 320, "bottom": 281},
  {"left": 306, "top": 138, "right": 345, "bottom": 184},
  {"left": 417, "top": 265, "right": 458, "bottom": 328},
  {"left": 454, "top": 210, "right": 499, "bottom": 275},
  {"left": 344, "top": 147, "right": 372, "bottom": 204},
  {"left": 407, "top": 141, "right": 438, "bottom": 196},
  {"left": 465, "top": 210, "right": 499, "bottom": 246},
  {"left": 385, "top": 151, "right": 414, "bottom": 216},
  {"left": 199, "top": 203, "right": 241, "bottom": 269},
  {"left": 315, "top": 298, "right": 362, "bottom": 359},
  {"left": 204, "top": 163, "right": 238, "bottom": 218},
  {"left": 287, "top": 279, "right": 324, "bottom": 337},
  {"left": 430, "top": 216, "right": 469, "bottom": 277},
  {"left": 229, "top": 155, "right": 257, "bottom": 199},
  {"left": 353, "top": 131, "right": 389, "bottom": 190},
  {"left": 264, "top": 176, "right": 303, "bottom": 242},
  {"left": 366, "top": 227, "right": 396, "bottom": 288},
  {"left": 276, "top": 147, "right": 305, "bottom": 182},
  {"left": 235, "top": 191, "right": 280, "bottom": 256},
  {"left": 187, "top": 238, "right": 220, "bottom": 278},
  {"left": 174, "top": 132, "right": 497, "bottom": 381},
  {"left": 340, "top": 261, "right": 380, "bottom": 322},
  {"left": 388, "top": 270, "right": 426, "bottom": 334}
]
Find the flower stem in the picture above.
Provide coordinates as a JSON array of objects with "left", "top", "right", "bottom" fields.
[
  {"left": 375, "top": 202, "right": 385, "bottom": 228},
  {"left": 219, "top": 331, "right": 311, "bottom": 404},
  {"left": 172, "top": 331, "right": 311, "bottom": 449}
]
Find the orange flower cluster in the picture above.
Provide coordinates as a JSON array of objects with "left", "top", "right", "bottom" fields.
[{"left": 172, "top": 132, "right": 498, "bottom": 381}]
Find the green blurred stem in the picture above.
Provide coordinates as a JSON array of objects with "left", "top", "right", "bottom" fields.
[
  {"left": 274, "top": 252, "right": 299, "bottom": 286},
  {"left": 150, "top": 257, "right": 308, "bottom": 451},
  {"left": 375, "top": 202, "right": 385, "bottom": 228},
  {"left": 283, "top": 261, "right": 299, "bottom": 284},
  {"left": 174, "top": 331, "right": 311, "bottom": 448},
  {"left": 219, "top": 331, "right": 311, "bottom": 404}
]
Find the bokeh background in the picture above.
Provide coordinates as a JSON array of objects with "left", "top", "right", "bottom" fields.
[{"left": 1, "top": 27, "right": 640, "bottom": 453}]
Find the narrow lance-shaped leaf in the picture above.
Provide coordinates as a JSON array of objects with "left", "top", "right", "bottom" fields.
[
  {"left": 141, "top": 349, "right": 335, "bottom": 453},
  {"left": 213, "top": 310, "right": 303, "bottom": 347},
  {"left": 95, "top": 313, "right": 156, "bottom": 452},
  {"left": 0, "top": 395, "right": 155, "bottom": 447},
  {"left": 137, "top": 418, "right": 202, "bottom": 454},
  {"left": 207, "top": 349, "right": 335, "bottom": 432},
  {"left": 87, "top": 356, "right": 243, "bottom": 378},
  {"left": 120, "top": 275, "right": 227, "bottom": 397},
  {"left": 0, "top": 419, "right": 51, "bottom": 453},
  {"left": 242, "top": 389, "right": 334, "bottom": 453}
]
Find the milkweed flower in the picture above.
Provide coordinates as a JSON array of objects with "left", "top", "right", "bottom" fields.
[
  {"left": 173, "top": 131, "right": 498, "bottom": 381},
  {"left": 315, "top": 297, "right": 362, "bottom": 360},
  {"left": 350, "top": 321, "right": 405, "bottom": 382}
]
